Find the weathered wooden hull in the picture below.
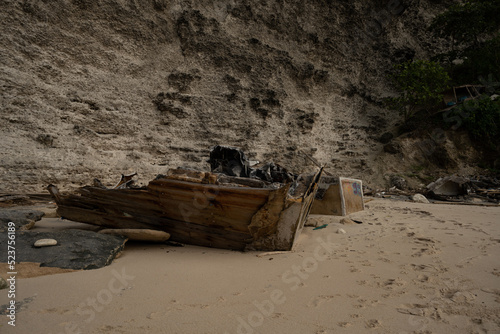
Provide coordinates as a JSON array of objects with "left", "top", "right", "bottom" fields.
[{"left": 48, "top": 170, "right": 322, "bottom": 251}]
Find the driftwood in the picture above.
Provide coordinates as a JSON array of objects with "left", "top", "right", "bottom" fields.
[
  {"left": 0, "top": 195, "right": 29, "bottom": 202},
  {"left": 299, "top": 150, "right": 332, "bottom": 176},
  {"left": 98, "top": 229, "right": 171, "bottom": 242},
  {"left": 468, "top": 193, "right": 499, "bottom": 203}
]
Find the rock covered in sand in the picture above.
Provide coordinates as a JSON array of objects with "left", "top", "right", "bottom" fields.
[{"left": 340, "top": 218, "right": 356, "bottom": 225}]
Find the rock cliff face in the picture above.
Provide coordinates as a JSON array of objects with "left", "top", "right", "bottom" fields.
[{"left": 1, "top": 0, "right": 463, "bottom": 192}]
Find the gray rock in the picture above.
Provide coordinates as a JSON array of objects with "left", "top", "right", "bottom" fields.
[
  {"left": 411, "top": 194, "right": 429, "bottom": 203},
  {"left": 384, "top": 142, "right": 402, "bottom": 154},
  {"left": 379, "top": 132, "right": 394, "bottom": 144},
  {"left": 34, "top": 238, "right": 58, "bottom": 247},
  {"left": 36, "top": 134, "right": 54, "bottom": 147},
  {"left": 390, "top": 175, "right": 407, "bottom": 190},
  {"left": 0, "top": 230, "right": 127, "bottom": 270},
  {"left": 337, "top": 228, "right": 346, "bottom": 234},
  {"left": 0, "top": 208, "right": 44, "bottom": 232}
]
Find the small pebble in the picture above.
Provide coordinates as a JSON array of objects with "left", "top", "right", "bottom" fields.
[
  {"left": 337, "top": 228, "right": 346, "bottom": 234},
  {"left": 34, "top": 239, "right": 58, "bottom": 247}
]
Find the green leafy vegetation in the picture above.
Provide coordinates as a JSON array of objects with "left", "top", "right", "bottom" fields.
[
  {"left": 386, "top": 60, "right": 450, "bottom": 122},
  {"left": 456, "top": 97, "right": 500, "bottom": 148},
  {"left": 387, "top": 0, "right": 500, "bottom": 164},
  {"left": 429, "top": 0, "right": 500, "bottom": 46},
  {"left": 430, "top": 0, "right": 500, "bottom": 83}
]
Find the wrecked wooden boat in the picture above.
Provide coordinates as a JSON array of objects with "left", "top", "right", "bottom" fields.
[{"left": 48, "top": 167, "right": 322, "bottom": 251}]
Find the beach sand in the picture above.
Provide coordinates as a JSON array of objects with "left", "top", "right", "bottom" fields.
[{"left": 1, "top": 199, "right": 499, "bottom": 333}]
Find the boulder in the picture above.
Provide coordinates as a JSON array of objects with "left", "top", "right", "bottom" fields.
[
  {"left": 411, "top": 194, "right": 430, "bottom": 204},
  {"left": 98, "top": 229, "right": 170, "bottom": 242},
  {"left": 379, "top": 132, "right": 394, "bottom": 144},
  {"left": 383, "top": 142, "right": 402, "bottom": 154},
  {"left": 390, "top": 175, "right": 407, "bottom": 190}
]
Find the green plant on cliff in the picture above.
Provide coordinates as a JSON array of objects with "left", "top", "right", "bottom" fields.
[
  {"left": 456, "top": 97, "right": 500, "bottom": 148},
  {"left": 430, "top": 0, "right": 500, "bottom": 46},
  {"left": 429, "top": 0, "right": 500, "bottom": 82},
  {"left": 386, "top": 60, "right": 450, "bottom": 122}
]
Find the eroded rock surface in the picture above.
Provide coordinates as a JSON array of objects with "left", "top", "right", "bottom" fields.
[
  {"left": 0, "top": 230, "right": 127, "bottom": 270},
  {"left": 0, "top": 209, "right": 44, "bottom": 232}
]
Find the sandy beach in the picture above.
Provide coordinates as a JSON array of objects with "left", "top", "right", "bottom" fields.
[{"left": 1, "top": 198, "right": 499, "bottom": 334}]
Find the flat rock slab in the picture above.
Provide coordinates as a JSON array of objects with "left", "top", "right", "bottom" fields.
[
  {"left": 0, "top": 230, "right": 127, "bottom": 270},
  {"left": 0, "top": 208, "right": 45, "bottom": 232},
  {"left": 98, "top": 229, "right": 170, "bottom": 242}
]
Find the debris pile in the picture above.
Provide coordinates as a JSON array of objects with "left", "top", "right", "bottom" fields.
[
  {"left": 372, "top": 175, "right": 500, "bottom": 205},
  {"left": 427, "top": 175, "right": 500, "bottom": 203},
  {"left": 209, "top": 145, "right": 295, "bottom": 183},
  {"left": 427, "top": 176, "right": 469, "bottom": 197}
]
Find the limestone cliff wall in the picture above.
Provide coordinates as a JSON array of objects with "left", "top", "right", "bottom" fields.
[{"left": 0, "top": 0, "right": 459, "bottom": 192}]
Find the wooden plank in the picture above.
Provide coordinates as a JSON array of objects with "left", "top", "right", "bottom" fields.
[
  {"left": 310, "top": 177, "right": 364, "bottom": 216},
  {"left": 248, "top": 168, "right": 323, "bottom": 251},
  {"left": 340, "top": 178, "right": 364, "bottom": 215},
  {"left": 147, "top": 179, "right": 277, "bottom": 233},
  {"left": 57, "top": 205, "right": 251, "bottom": 250},
  {"left": 61, "top": 186, "right": 262, "bottom": 234},
  {"left": 0, "top": 195, "right": 29, "bottom": 202},
  {"left": 310, "top": 183, "right": 342, "bottom": 215},
  {"left": 54, "top": 180, "right": 281, "bottom": 249}
]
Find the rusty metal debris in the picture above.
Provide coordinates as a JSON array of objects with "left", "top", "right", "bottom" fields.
[
  {"left": 426, "top": 175, "right": 500, "bottom": 204},
  {"left": 427, "top": 176, "right": 469, "bottom": 197}
]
